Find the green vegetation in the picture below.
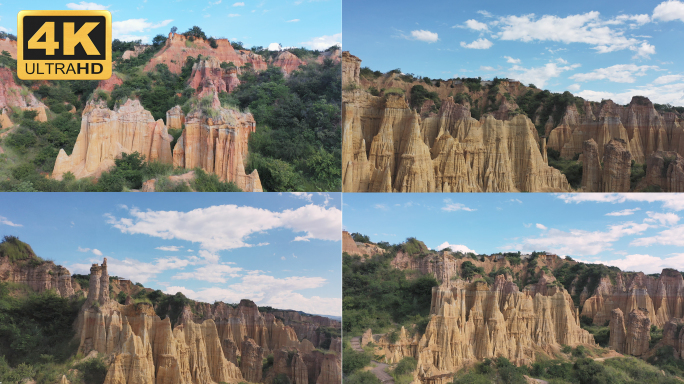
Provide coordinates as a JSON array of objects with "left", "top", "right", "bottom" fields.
[
  {"left": 342, "top": 347, "right": 372, "bottom": 375},
  {"left": 226, "top": 59, "right": 341, "bottom": 191},
  {"left": 461, "top": 261, "right": 485, "bottom": 280},
  {"left": 580, "top": 316, "right": 610, "bottom": 347},
  {"left": 345, "top": 371, "right": 381, "bottom": 384},
  {"left": 553, "top": 261, "right": 620, "bottom": 306},
  {"left": 630, "top": 161, "right": 647, "bottom": 190},
  {"left": 351, "top": 233, "right": 371, "bottom": 243},
  {"left": 410, "top": 85, "right": 441, "bottom": 113},
  {"left": 0, "top": 282, "right": 84, "bottom": 384},
  {"left": 516, "top": 90, "right": 585, "bottom": 137},
  {"left": 343, "top": 248, "right": 438, "bottom": 335},
  {"left": 0, "top": 235, "right": 42, "bottom": 263},
  {"left": 547, "top": 148, "right": 583, "bottom": 189}
]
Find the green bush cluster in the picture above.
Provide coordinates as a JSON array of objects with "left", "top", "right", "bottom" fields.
[
  {"left": 343, "top": 251, "right": 438, "bottom": 335},
  {"left": 410, "top": 85, "right": 441, "bottom": 113}
]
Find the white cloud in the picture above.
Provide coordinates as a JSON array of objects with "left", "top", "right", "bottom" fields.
[
  {"left": 556, "top": 58, "right": 568, "bottom": 64},
  {"left": 606, "top": 208, "right": 641, "bottom": 216},
  {"left": 496, "top": 12, "right": 650, "bottom": 54},
  {"left": 228, "top": 14, "right": 240, "bottom": 17},
  {"left": 508, "top": 62, "right": 580, "bottom": 88},
  {"left": 460, "top": 38, "right": 493, "bottom": 49},
  {"left": 577, "top": 81, "right": 684, "bottom": 106},
  {"left": 536, "top": 223, "right": 548, "bottom": 230},
  {"left": 173, "top": 264, "right": 242, "bottom": 283},
  {"left": 480, "top": 65, "right": 496, "bottom": 71},
  {"left": 509, "top": 199, "right": 523, "bottom": 204},
  {"left": 504, "top": 56, "right": 520, "bottom": 64},
  {"left": 106, "top": 204, "right": 341, "bottom": 251},
  {"left": 644, "top": 211, "right": 680, "bottom": 226},
  {"left": 477, "top": 10, "right": 493, "bottom": 18},
  {"left": 557, "top": 193, "right": 684, "bottom": 211},
  {"left": 164, "top": 273, "right": 340, "bottom": 316},
  {"left": 653, "top": 74, "right": 684, "bottom": 84},
  {"left": 156, "top": 246, "right": 182, "bottom": 251},
  {"left": 511, "top": 221, "right": 651, "bottom": 256},
  {"left": 66, "top": 1, "right": 109, "bottom": 10},
  {"left": 436, "top": 242, "right": 476, "bottom": 254},
  {"left": 463, "top": 19, "right": 489, "bottom": 31},
  {"left": 442, "top": 198, "right": 476, "bottom": 212},
  {"left": 374, "top": 204, "right": 388, "bottom": 210},
  {"left": 233, "top": 1, "right": 244, "bottom": 5},
  {"left": 653, "top": 0, "right": 684, "bottom": 23},
  {"left": 410, "top": 30, "right": 439, "bottom": 43},
  {"left": 77, "top": 247, "right": 91, "bottom": 252},
  {"left": 281, "top": 256, "right": 286, "bottom": 260},
  {"left": 286, "top": 19, "right": 300, "bottom": 23},
  {"left": 290, "top": 192, "right": 313, "bottom": 202},
  {"left": 631, "top": 42, "right": 656, "bottom": 59},
  {"left": 112, "top": 18, "right": 173, "bottom": 42},
  {"left": 632, "top": 222, "right": 684, "bottom": 247},
  {"left": 92, "top": 249, "right": 103, "bottom": 256},
  {"left": 300, "top": 33, "right": 341, "bottom": 50},
  {"left": 0, "top": 216, "right": 22, "bottom": 227},
  {"left": 598, "top": 253, "right": 684, "bottom": 274},
  {"left": 570, "top": 64, "right": 659, "bottom": 83},
  {"left": 568, "top": 83, "right": 581, "bottom": 91}
]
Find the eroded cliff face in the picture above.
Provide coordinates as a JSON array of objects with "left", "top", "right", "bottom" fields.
[
  {"left": 271, "top": 51, "right": 306, "bottom": 74},
  {"left": 342, "top": 231, "right": 385, "bottom": 257},
  {"left": 581, "top": 269, "right": 684, "bottom": 328},
  {"left": 0, "top": 66, "right": 48, "bottom": 123},
  {"left": 342, "top": 54, "right": 569, "bottom": 193},
  {"left": 52, "top": 99, "right": 174, "bottom": 180},
  {"left": 369, "top": 276, "right": 594, "bottom": 384},
  {"left": 171, "top": 94, "right": 262, "bottom": 192},
  {"left": 0, "top": 256, "right": 77, "bottom": 297},
  {"left": 188, "top": 56, "right": 241, "bottom": 95},
  {"left": 581, "top": 138, "right": 631, "bottom": 192},
  {"left": 144, "top": 33, "right": 267, "bottom": 74},
  {"left": 77, "top": 261, "right": 339, "bottom": 384},
  {"left": 644, "top": 151, "right": 684, "bottom": 192},
  {"left": 608, "top": 308, "right": 651, "bottom": 356}
]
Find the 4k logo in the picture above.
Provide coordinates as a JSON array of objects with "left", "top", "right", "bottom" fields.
[{"left": 18, "top": 10, "right": 111, "bottom": 80}]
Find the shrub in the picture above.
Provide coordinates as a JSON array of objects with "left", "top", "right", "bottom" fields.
[
  {"left": 394, "top": 357, "right": 417, "bottom": 375},
  {"left": 76, "top": 355, "right": 108, "bottom": 384},
  {"left": 342, "top": 349, "right": 372, "bottom": 375},
  {"left": 346, "top": 371, "right": 381, "bottom": 384}
]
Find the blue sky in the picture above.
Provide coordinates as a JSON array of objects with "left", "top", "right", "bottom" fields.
[
  {"left": 0, "top": 0, "right": 341, "bottom": 50},
  {"left": 343, "top": 0, "right": 684, "bottom": 106},
  {"left": 343, "top": 193, "right": 684, "bottom": 275},
  {"left": 0, "top": 192, "right": 342, "bottom": 316}
]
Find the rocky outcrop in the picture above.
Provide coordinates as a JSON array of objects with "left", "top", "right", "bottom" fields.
[
  {"left": 582, "top": 139, "right": 631, "bottom": 192},
  {"left": 316, "top": 49, "right": 341, "bottom": 65},
  {"left": 342, "top": 54, "right": 570, "bottom": 192},
  {"left": 342, "top": 231, "right": 385, "bottom": 257},
  {"left": 372, "top": 277, "right": 595, "bottom": 383},
  {"left": 166, "top": 105, "right": 185, "bottom": 130},
  {"left": 0, "top": 37, "right": 17, "bottom": 58},
  {"left": 342, "top": 51, "right": 361, "bottom": 86},
  {"left": 361, "top": 329, "right": 373, "bottom": 347},
  {"left": 0, "top": 256, "right": 77, "bottom": 297},
  {"left": 172, "top": 94, "right": 262, "bottom": 192},
  {"left": 121, "top": 45, "right": 148, "bottom": 60},
  {"left": 608, "top": 308, "right": 651, "bottom": 356},
  {"left": 0, "top": 67, "right": 47, "bottom": 122},
  {"left": 644, "top": 151, "right": 684, "bottom": 192},
  {"left": 144, "top": 33, "right": 267, "bottom": 74},
  {"left": 581, "top": 269, "right": 684, "bottom": 328},
  {"left": 97, "top": 73, "right": 123, "bottom": 92},
  {"left": 272, "top": 51, "right": 306, "bottom": 74},
  {"left": 241, "top": 337, "right": 264, "bottom": 382},
  {"left": 52, "top": 99, "right": 174, "bottom": 180},
  {"left": 188, "top": 56, "right": 241, "bottom": 95}
]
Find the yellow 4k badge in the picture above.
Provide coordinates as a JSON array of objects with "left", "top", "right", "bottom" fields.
[{"left": 17, "top": 10, "right": 112, "bottom": 80}]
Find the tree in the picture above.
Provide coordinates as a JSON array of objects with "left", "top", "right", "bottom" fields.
[
  {"left": 183, "top": 26, "right": 207, "bottom": 40},
  {"left": 152, "top": 34, "right": 167, "bottom": 47},
  {"left": 231, "top": 41, "right": 245, "bottom": 50},
  {"left": 170, "top": 26, "right": 178, "bottom": 34}
]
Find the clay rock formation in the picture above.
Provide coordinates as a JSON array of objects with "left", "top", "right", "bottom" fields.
[
  {"left": 609, "top": 308, "right": 651, "bottom": 356},
  {"left": 342, "top": 51, "right": 361, "bottom": 86},
  {"left": 547, "top": 96, "right": 683, "bottom": 166},
  {"left": 268, "top": 348, "right": 341, "bottom": 384},
  {"left": 316, "top": 48, "right": 342, "bottom": 65},
  {"left": 172, "top": 95, "right": 262, "bottom": 192},
  {"left": 375, "top": 278, "right": 595, "bottom": 383},
  {"left": 241, "top": 337, "right": 264, "bottom": 382},
  {"left": 121, "top": 45, "right": 148, "bottom": 60},
  {"left": 52, "top": 99, "right": 174, "bottom": 180},
  {"left": 144, "top": 33, "right": 267, "bottom": 74},
  {"left": 272, "top": 51, "right": 306, "bottom": 74},
  {"left": 342, "top": 53, "right": 570, "bottom": 192},
  {"left": 342, "top": 231, "right": 385, "bottom": 257},
  {"left": 581, "top": 269, "right": 684, "bottom": 328},
  {"left": 166, "top": 105, "right": 186, "bottom": 130},
  {"left": 361, "top": 329, "right": 373, "bottom": 347},
  {"left": 0, "top": 37, "right": 18, "bottom": 58},
  {"left": 581, "top": 139, "right": 631, "bottom": 192},
  {"left": 97, "top": 73, "right": 123, "bottom": 93},
  {"left": 188, "top": 56, "right": 241, "bottom": 95},
  {"left": 0, "top": 255, "right": 76, "bottom": 297},
  {"left": 644, "top": 151, "right": 684, "bottom": 192},
  {"left": 0, "top": 67, "right": 48, "bottom": 122}
]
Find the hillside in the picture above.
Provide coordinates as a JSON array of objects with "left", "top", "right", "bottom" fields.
[
  {"left": 0, "top": 236, "right": 341, "bottom": 384},
  {"left": 342, "top": 51, "right": 684, "bottom": 193},
  {"left": 342, "top": 231, "right": 684, "bottom": 384},
  {"left": 0, "top": 28, "right": 341, "bottom": 192}
]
